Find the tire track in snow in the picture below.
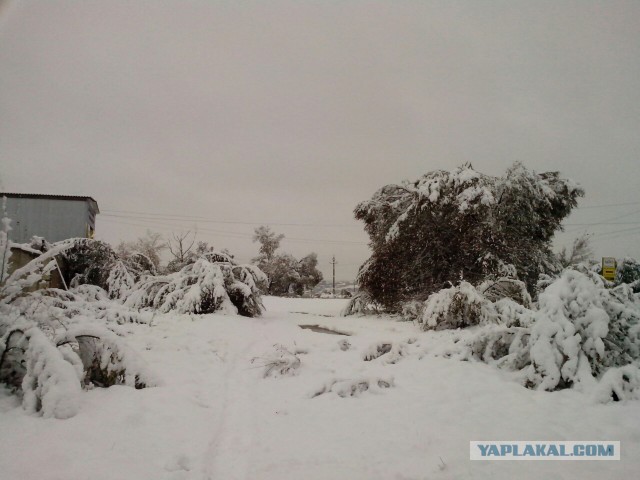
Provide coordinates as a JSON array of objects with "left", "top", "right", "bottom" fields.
[{"left": 202, "top": 330, "right": 262, "bottom": 480}]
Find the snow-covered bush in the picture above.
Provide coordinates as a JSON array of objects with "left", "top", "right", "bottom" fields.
[
  {"left": 0, "top": 243, "right": 158, "bottom": 419},
  {"left": 55, "top": 326, "right": 159, "bottom": 389},
  {"left": 106, "top": 260, "right": 135, "bottom": 300},
  {"left": 122, "top": 252, "right": 157, "bottom": 280},
  {"left": 125, "top": 255, "right": 266, "bottom": 317},
  {"left": 593, "top": 365, "right": 640, "bottom": 402},
  {"left": 311, "top": 376, "right": 394, "bottom": 398},
  {"left": 523, "top": 269, "right": 640, "bottom": 392},
  {"left": 477, "top": 278, "right": 531, "bottom": 307},
  {"left": 0, "top": 328, "right": 27, "bottom": 389},
  {"left": 616, "top": 257, "right": 640, "bottom": 293},
  {"left": 415, "top": 268, "right": 640, "bottom": 402},
  {"left": 417, "top": 282, "right": 491, "bottom": 330},
  {"left": 342, "top": 290, "right": 383, "bottom": 316},
  {"left": 20, "top": 327, "right": 83, "bottom": 419},
  {"left": 252, "top": 344, "right": 302, "bottom": 378},
  {"left": 362, "top": 341, "right": 407, "bottom": 364},
  {"left": 61, "top": 239, "right": 118, "bottom": 290},
  {"left": 9, "top": 287, "right": 153, "bottom": 327}
]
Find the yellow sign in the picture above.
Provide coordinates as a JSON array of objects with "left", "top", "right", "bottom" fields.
[{"left": 602, "top": 257, "right": 616, "bottom": 281}]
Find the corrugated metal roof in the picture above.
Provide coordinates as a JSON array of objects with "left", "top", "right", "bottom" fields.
[{"left": 0, "top": 193, "right": 100, "bottom": 213}]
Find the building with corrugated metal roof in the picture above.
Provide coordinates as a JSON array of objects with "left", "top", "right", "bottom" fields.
[{"left": 1, "top": 193, "right": 100, "bottom": 244}]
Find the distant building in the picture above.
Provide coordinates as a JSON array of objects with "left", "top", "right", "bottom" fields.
[{"left": 1, "top": 193, "right": 100, "bottom": 244}]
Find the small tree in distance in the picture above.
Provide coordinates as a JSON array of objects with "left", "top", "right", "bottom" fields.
[
  {"left": 252, "top": 226, "right": 323, "bottom": 296},
  {"left": 168, "top": 231, "right": 195, "bottom": 264},
  {"left": 253, "top": 226, "right": 284, "bottom": 263},
  {"left": 116, "top": 230, "right": 167, "bottom": 270},
  {"left": 557, "top": 233, "right": 594, "bottom": 268}
]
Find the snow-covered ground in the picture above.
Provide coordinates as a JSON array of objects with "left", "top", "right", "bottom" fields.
[{"left": 1, "top": 296, "right": 638, "bottom": 480}]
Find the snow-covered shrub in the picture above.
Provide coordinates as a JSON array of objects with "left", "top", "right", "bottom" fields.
[
  {"left": 9, "top": 287, "right": 152, "bottom": 327},
  {"left": 523, "top": 269, "right": 639, "bottom": 391},
  {"left": 125, "top": 252, "right": 157, "bottom": 279},
  {"left": 20, "top": 327, "right": 83, "bottom": 419},
  {"left": 125, "top": 256, "right": 266, "bottom": 317},
  {"left": 616, "top": 257, "right": 640, "bottom": 293},
  {"left": 477, "top": 278, "right": 532, "bottom": 308},
  {"left": 252, "top": 344, "right": 301, "bottom": 378},
  {"left": 0, "top": 328, "right": 27, "bottom": 389},
  {"left": 341, "top": 290, "right": 383, "bottom": 316},
  {"left": 106, "top": 260, "right": 135, "bottom": 300},
  {"left": 0, "top": 244, "right": 158, "bottom": 419},
  {"left": 492, "top": 297, "right": 536, "bottom": 328},
  {"left": 593, "top": 365, "right": 640, "bottom": 402},
  {"left": 61, "top": 239, "right": 118, "bottom": 290},
  {"left": 311, "top": 376, "right": 394, "bottom": 398},
  {"left": 71, "top": 284, "right": 110, "bottom": 302},
  {"left": 417, "top": 282, "right": 494, "bottom": 330},
  {"left": 362, "top": 341, "right": 407, "bottom": 364},
  {"left": 55, "top": 326, "right": 159, "bottom": 389},
  {"left": 414, "top": 267, "right": 640, "bottom": 401},
  {"left": 468, "top": 325, "right": 531, "bottom": 368}
]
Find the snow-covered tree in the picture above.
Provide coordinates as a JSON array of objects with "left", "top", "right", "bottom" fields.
[
  {"left": 125, "top": 254, "right": 267, "bottom": 317},
  {"left": 294, "top": 253, "right": 324, "bottom": 295},
  {"left": 556, "top": 234, "right": 594, "bottom": 268},
  {"left": 253, "top": 226, "right": 284, "bottom": 263},
  {"left": 413, "top": 267, "right": 640, "bottom": 401},
  {"left": 116, "top": 230, "right": 167, "bottom": 271},
  {"left": 616, "top": 257, "right": 640, "bottom": 293},
  {"left": 267, "top": 253, "right": 302, "bottom": 296},
  {"left": 352, "top": 162, "right": 583, "bottom": 311},
  {"left": 62, "top": 238, "right": 118, "bottom": 290},
  {"left": 106, "top": 260, "right": 136, "bottom": 300},
  {"left": 252, "top": 226, "right": 322, "bottom": 296}
]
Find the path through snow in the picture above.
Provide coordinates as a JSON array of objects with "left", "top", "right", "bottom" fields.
[{"left": 1, "top": 297, "right": 639, "bottom": 480}]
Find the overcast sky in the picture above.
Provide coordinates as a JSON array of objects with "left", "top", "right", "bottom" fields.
[{"left": 1, "top": 0, "right": 639, "bottom": 281}]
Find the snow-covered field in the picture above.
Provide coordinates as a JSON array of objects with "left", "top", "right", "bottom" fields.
[{"left": 1, "top": 296, "right": 638, "bottom": 480}]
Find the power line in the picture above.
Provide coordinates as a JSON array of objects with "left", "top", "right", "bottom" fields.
[
  {"left": 565, "top": 221, "right": 640, "bottom": 226},
  {"left": 99, "top": 216, "right": 368, "bottom": 246},
  {"left": 592, "top": 225, "right": 640, "bottom": 239},
  {"left": 563, "top": 208, "right": 640, "bottom": 233},
  {"left": 576, "top": 201, "right": 640, "bottom": 209},
  {"left": 101, "top": 210, "right": 360, "bottom": 228}
]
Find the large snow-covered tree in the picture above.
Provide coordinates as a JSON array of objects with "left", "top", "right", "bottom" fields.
[{"left": 353, "top": 163, "right": 583, "bottom": 311}]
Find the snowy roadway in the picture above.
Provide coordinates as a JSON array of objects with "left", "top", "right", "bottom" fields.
[{"left": 1, "top": 297, "right": 639, "bottom": 479}]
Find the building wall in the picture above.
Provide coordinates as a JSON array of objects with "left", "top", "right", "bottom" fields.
[{"left": 3, "top": 197, "right": 93, "bottom": 244}]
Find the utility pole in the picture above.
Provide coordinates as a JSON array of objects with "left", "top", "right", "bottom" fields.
[{"left": 331, "top": 255, "right": 337, "bottom": 297}]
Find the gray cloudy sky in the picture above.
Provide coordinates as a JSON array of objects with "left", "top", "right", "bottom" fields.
[{"left": 1, "top": 0, "right": 639, "bottom": 280}]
